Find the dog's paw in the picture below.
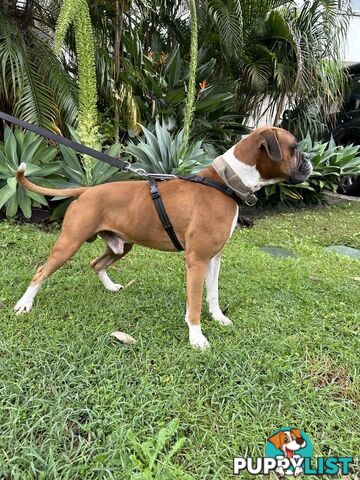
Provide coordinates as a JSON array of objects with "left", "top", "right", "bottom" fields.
[
  {"left": 98, "top": 271, "right": 123, "bottom": 292},
  {"left": 14, "top": 298, "right": 33, "bottom": 314},
  {"left": 214, "top": 313, "right": 233, "bottom": 326},
  {"left": 189, "top": 332, "right": 210, "bottom": 350},
  {"left": 105, "top": 282, "right": 123, "bottom": 292},
  {"left": 210, "top": 309, "right": 233, "bottom": 326}
]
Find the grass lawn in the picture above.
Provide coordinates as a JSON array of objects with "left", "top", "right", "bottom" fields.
[{"left": 0, "top": 202, "right": 359, "bottom": 479}]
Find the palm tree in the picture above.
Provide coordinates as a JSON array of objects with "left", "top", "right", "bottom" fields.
[
  {"left": 198, "top": 0, "right": 350, "bottom": 138},
  {"left": 0, "top": 4, "right": 77, "bottom": 133}
]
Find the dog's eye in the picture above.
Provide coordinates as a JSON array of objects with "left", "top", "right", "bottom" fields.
[
  {"left": 283, "top": 438, "right": 289, "bottom": 443},
  {"left": 291, "top": 143, "right": 298, "bottom": 155}
]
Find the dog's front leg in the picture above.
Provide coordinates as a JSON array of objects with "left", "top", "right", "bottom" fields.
[
  {"left": 205, "top": 255, "right": 232, "bottom": 326},
  {"left": 185, "top": 256, "right": 210, "bottom": 350}
]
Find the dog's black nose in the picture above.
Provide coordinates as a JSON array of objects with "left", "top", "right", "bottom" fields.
[{"left": 296, "top": 437, "right": 304, "bottom": 445}]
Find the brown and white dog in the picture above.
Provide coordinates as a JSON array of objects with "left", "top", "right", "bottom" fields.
[{"left": 14, "top": 126, "right": 312, "bottom": 349}]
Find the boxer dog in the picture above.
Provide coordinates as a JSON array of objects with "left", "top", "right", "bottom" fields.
[{"left": 14, "top": 126, "right": 312, "bottom": 349}]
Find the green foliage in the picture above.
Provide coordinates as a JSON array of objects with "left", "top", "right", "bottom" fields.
[
  {"left": 200, "top": 0, "right": 349, "bottom": 138},
  {"left": 260, "top": 135, "right": 360, "bottom": 205},
  {"left": 127, "top": 418, "right": 192, "bottom": 479},
  {"left": 208, "top": 0, "right": 243, "bottom": 60},
  {"left": 126, "top": 120, "right": 212, "bottom": 174},
  {"left": 0, "top": 127, "right": 60, "bottom": 218},
  {"left": 50, "top": 139, "right": 125, "bottom": 220},
  {"left": 55, "top": 0, "right": 100, "bottom": 179},
  {"left": 182, "top": 0, "right": 198, "bottom": 148},
  {"left": 0, "top": 8, "right": 77, "bottom": 133},
  {"left": 0, "top": 0, "right": 351, "bottom": 145}
]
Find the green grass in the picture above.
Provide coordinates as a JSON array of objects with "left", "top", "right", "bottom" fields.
[{"left": 0, "top": 203, "right": 359, "bottom": 479}]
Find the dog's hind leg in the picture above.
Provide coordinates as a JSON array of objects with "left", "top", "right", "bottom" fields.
[
  {"left": 205, "top": 255, "right": 232, "bottom": 326},
  {"left": 14, "top": 231, "right": 86, "bottom": 314},
  {"left": 90, "top": 237, "right": 133, "bottom": 292},
  {"left": 15, "top": 199, "right": 100, "bottom": 314}
]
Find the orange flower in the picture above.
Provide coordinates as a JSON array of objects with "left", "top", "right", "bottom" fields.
[{"left": 199, "top": 80, "right": 209, "bottom": 91}]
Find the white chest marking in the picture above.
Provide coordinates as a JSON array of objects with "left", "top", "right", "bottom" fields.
[
  {"left": 223, "top": 145, "right": 280, "bottom": 191},
  {"left": 229, "top": 205, "right": 239, "bottom": 239}
]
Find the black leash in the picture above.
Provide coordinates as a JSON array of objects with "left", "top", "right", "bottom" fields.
[{"left": 0, "top": 112, "right": 130, "bottom": 171}]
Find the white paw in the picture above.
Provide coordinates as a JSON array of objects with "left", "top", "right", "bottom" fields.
[
  {"left": 211, "top": 310, "right": 233, "bottom": 326},
  {"left": 98, "top": 270, "right": 123, "bottom": 292},
  {"left": 105, "top": 282, "right": 123, "bottom": 292},
  {"left": 189, "top": 330, "right": 210, "bottom": 350},
  {"left": 14, "top": 298, "right": 33, "bottom": 314}
]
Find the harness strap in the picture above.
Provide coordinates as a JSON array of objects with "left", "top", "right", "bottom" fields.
[
  {"left": 148, "top": 174, "right": 244, "bottom": 252},
  {"left": 178, "top": 174, "right": 242, "bottom": 206},
  {"left": 148, "top": 176, "right": 184, "bottom": 251}
]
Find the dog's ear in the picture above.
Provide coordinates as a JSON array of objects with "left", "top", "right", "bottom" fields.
[
  {"left": 268, "top": 431, "right": 284, "bottom": 449},
  {"left": 291, "top": 428, "right": 302, "bottom": 439},
  {"left": 258, "top": 129, "right": 283, "bottom": 162}
]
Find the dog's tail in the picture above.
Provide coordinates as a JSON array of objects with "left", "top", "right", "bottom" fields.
[{"left": 16, "top": 163, "right": 89, "bottom": 198}]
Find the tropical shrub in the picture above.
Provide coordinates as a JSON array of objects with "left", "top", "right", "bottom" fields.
[
  {"left": 126, "top": 121, "right": 212, "bottom": 174},
  {"left": 0, "top": 127, "right": 60, "bottom": 218},
  {"left": 0, "top": 8, "right": 78, "bottom": 133},
  {"left": 49, "top": 140, "right": 126, "bottom": 220},
  {"left": 259, "top": 135, "right": 360, "bottom": 205}
]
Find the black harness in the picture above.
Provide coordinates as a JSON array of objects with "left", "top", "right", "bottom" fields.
[{"left": 149, "top": 174, "right": 241, "bottom": 251}]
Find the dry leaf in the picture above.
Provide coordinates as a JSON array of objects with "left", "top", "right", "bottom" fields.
[
  {"left": 111, "top": 331, "right": 137, "bottom": 344},
  {"left": 124, "top": 280, "right": 135, "bottom": 289},
  {"left": 351, "top": 276, "right": 360, "bottom": 282},
  {"left": 0, "top": 301, "right": 5, "bottom": 309}
]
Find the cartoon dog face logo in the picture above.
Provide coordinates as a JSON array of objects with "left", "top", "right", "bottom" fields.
[{"left": 268, "top": 429, "right": 306, "bottom": 459}]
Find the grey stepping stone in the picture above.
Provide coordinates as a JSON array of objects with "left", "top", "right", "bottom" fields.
[
  {"left": 260, "top": 246, "right": 297, "bottom": 258},
  {"left": 325, "top": 245, "right": 360, "bottom": 260}
]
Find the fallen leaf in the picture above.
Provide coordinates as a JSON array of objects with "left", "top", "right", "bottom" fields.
[
  {"left": 0, "top": 301, "right": 5, "bottom": 309},
  {"left": 309, "top": 275, "right": 321, "bottom": 281},
  {"left": 111, "top": 331, "right": 137, "bottom": 344},
  {"left": 351, "top": 276, "right": 360, "bottom": 282}
]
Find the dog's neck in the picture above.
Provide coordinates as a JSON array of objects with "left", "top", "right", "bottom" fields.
[
  {"left": 211, "top": 155, "right": 257, "bottom": 205},
  {"left": 222, "top": 145, "right": 280, "bottom": 191},
  {"left": 200, "top": 142, "right": 280, "bottom": 203}
]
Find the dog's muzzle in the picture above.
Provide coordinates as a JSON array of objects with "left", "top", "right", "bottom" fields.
[{"left": 287, "top": 152, "right": 313, "bottom": 185}]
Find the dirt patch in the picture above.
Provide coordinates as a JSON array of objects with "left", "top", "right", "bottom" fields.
[{"left": 305, "top": 357, "right": 358, "bottom": 405}]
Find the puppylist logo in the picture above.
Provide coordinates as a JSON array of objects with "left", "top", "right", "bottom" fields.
[{"left": 233, "top": 427, "right": 353, "bottom": 476}]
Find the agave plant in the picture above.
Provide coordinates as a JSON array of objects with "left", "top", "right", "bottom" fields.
[
  {"left": 260, "top": 134, "right": 360, "bottom": 205},
  {"left": 126, "top": 120, "right": 212, "bottom": 174},
  {"left": 49, "top": 141, "right": 127, "bottom": 220},
  {"left": 0, "top": 127, "right": 60, "bottom": 218}
]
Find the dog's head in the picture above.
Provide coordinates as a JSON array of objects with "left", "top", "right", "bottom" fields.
[
  {"left": 268, "top": 428, "right": 306, "bottom": 458},
  {"left": 233, "top": 126, "right": 312, "bottom": 188}
]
